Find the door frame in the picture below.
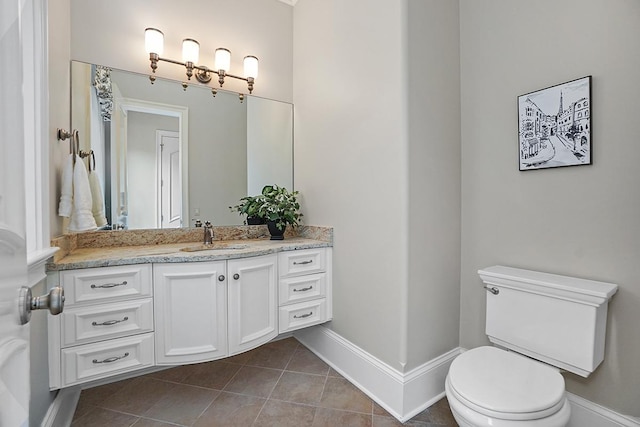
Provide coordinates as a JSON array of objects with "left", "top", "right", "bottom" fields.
[
  {"left": 156, "top": 130, "right": 181, "bottom": 228},
  {"left": 115, "top": 98, "right": 189, "bottom": 229}
]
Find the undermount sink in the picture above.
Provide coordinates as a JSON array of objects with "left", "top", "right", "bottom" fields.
[{"left": 180, "top": 243, "right": 249, "bottom": 252}]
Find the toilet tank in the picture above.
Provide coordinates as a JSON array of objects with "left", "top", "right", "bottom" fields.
[{"left": 478, "top": 265, "right": 617, "bottom": 378}]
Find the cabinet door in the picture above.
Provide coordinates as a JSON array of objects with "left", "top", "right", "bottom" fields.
[
  {"left": 228, "top": 255, "right": 278, "bottom": 355},
  {"left": 154, "top": 262, "right": 227, "bottom": 364}
]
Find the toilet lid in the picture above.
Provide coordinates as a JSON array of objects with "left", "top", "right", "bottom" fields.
[{"left": 448, "top": 346, "right": 565, "bottom": 418}]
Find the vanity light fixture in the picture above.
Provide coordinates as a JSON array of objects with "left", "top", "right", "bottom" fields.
[{"left": 144, "top": 27, "right": 258, "bottom": 94}]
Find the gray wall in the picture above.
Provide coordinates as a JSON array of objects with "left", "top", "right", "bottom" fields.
[
  {"left": 294, "top": 0, "right": 409, "bottom": 370},
  {"left": 460, "top": 0, "right": 640, "bottom": 415},
  {"left": 407, "top": 0, "right": 461, "bottom": 368},
  {"left": 294, "top": 0, "right": 462, "bottom": 372}
]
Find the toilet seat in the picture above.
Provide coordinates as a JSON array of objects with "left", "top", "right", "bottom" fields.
[{"left": 447, "top": 346, "right": 566, "bottom": 421}]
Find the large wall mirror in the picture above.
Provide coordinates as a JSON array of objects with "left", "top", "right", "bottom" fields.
[{"left": 70, "top": 60, "right": 293, "bottom": 230}]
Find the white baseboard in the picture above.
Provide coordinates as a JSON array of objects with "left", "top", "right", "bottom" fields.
[
  {"left": 566, "top": 392, "right": 640, "bottom": 427},
  {"left": 294, "top": 325, "right": 461, "bottom": 422},
  {"left": 40, "top": 386, "right": 81, "bottom": 427}
]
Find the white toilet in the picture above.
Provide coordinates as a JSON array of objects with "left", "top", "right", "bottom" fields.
[{"left": 446, "top": 265, "right": 618, "bottom": 427}]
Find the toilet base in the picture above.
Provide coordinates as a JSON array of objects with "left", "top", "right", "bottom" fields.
[{"left": 445, "top": 376, "right": 571, "bottom": 427}]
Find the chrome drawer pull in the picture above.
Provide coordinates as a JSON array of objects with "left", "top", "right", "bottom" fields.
[
  {"left": 294, "top": 312, "right": 313, "bottom": 319},
  {"left": 293, "top": 260, "right": 313, "bottom": 265},
  {"left": 92, "top": 316, "right": 129, "bottom": 326},
  {"left": 92, "top": 352, "right": 130, "bottom": 364},
  {"left": 293, "top": 286, "right": 313, "bottom": 292},
  {"left": 91, "top": 280, "right": 128, "bottom": 289}
]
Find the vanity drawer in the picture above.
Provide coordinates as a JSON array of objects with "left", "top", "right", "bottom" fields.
[
  {"left": 61, "top": 333, "right": 154, "bottom": 387},
  {"left": 279, "top": 299, "right": 326, "bottom": 333},
  {"left": 278, "top": 248, "right": 326, "bottom": 278},
  {"left": 61, "top": 298, "right": 154, "bottom": 347},
  {"left": 279, "top": 273, "right": 326, "bottom": 305},
  {"left": 60, "top": 264, "right": 152, "bottom": 305}
]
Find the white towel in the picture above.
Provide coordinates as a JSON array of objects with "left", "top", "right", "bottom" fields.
[
  {"left": 58, "top": 154, "right": 74, "bottom": 217},
  {"left": 88, "top": 171, "right": 108, "bottom": 227},
  {"left": 68, "top": 155, "right": 97, "bottom": 232}
]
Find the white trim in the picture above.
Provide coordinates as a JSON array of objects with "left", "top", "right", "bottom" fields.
[
  {"left": 566, "top": 392, "right": 640, "bottom": 427},
  {"left": 40, "top": 386, "right": 81, "bottom": 427},
  {"left": 24, "top": 0, "right": 50, "bottom": 255},
  {"left": 27, "top": 246, "right": 58, "bottom": 287},
  {"left": 294, "top": 325, "right": 461, "bottom": 422},
  {"left": 276, "top": 0, "right": 298, "bottom": 6}
]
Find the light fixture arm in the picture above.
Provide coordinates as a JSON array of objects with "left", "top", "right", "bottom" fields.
[{"left": 148, "top": 55, "right": 256, "bottom": 93}]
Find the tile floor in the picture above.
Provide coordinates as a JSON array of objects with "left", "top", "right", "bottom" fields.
[{"left": 72, "top": 337, "right": 458, "bottom": 426}]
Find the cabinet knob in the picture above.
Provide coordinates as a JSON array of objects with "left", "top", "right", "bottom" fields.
[
  {"left": 218, "top": 275, "right": 225, "bottom": 282},
  {"left": 233, "top": 273, "right": 240, "bottom": 280}
]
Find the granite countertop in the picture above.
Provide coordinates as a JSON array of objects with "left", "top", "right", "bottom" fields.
[{"left": 47, "top": 225, "right": 333, "bottom": 271}]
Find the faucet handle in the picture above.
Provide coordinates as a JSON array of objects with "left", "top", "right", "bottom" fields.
[
  {"left": 204, "top": 220, "right": 212, "bottom": 227},
  {"left": 192, "top": 219, "right": 203, "bottom": 227}
]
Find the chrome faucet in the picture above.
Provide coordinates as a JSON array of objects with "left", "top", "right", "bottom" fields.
[{"left": 203, "top": 221, "right": 214, "bottom": 245}]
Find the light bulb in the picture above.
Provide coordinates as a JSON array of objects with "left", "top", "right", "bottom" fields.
[
  {"left": 182, "top": 39, "right": 199, "bottom": 64},
  {"left": 244, "top": 56, "right": 259, "bottom": 79},
  {"left": 144, "top": 28, "right": 164, "bottom": 55},
  {"left": 215, "top": 48, "right": 231, "bottom": 72}
]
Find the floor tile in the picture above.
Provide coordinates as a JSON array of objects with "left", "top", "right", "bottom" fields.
[
  {"left": 72, "top": 397, "right": 96, "bottom": 421},
  {"left": 148, "top": 363, "right": 200, "bottom": 384},
  {"left": 142, "top": 382, "right": 219, "bottom": 425},
  {"left": 270, "top": 371, "right": 326, "bottom": 405},
  {"left": 73, "top": 338, "right": 457, "bottom": 427},
  {"left": 225, "top": 349, "right": 255, "bottom": 365},
  {"left": 410, "top": 398, "right": 457, "bottom": 425},
  {"left": 312, "top": 407, "right": 372, "bottom": 427},
  {"left": 71, "top": 406, "right": 139, "bottom": 427},
  {"left": 181, "top": 360, "right": 242, "bottom": 390},
  {"left": 78, "top": 378, "right": 135, "bottom": 407},
  {"left": 98, "top": 377, "right": 174, "bottom": 415},
  {"left": 327, "top": 367, "right": 343, "bottom": 378},
  {"left": 286, "top": 347, "right": 330, "bottom": 376},
  {"left": 193, "top": 392, "right": 265, "bottom": 427},
  {"left": 254, "top": 399, "right": 316, "bottom": 427},
  {"left": 372, "top": 402, "right": 392, "bottom": 417},
  {"left": 245, "top": 337, "right": 299, "bottom": 369},
  {"left": 223, "top": 365, "right": 283, "bottom": 398},
  {"left": 319, "top": 377, "right": 373, "bottom": 414},
  {"left": 131, "top": 418, "right": 180, "bottom": 427}
]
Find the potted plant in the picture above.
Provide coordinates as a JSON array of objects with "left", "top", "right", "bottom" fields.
[
  {"left": 256, "top": 185, "right": 302, "bottom": 240},
  {"left": 229, "top": 195, "right": 265, "bottom": 225}
]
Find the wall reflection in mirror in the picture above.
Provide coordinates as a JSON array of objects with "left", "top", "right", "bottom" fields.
[{"left": 70, "top": 61, "right": 293, "bottom": 230}]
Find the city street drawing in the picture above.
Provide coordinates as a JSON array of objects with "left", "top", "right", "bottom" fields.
[{"left": 518, "top": 76, "right": 592, "bottom": 171}]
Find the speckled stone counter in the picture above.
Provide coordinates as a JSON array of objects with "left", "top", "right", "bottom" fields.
[{"left": 48, "top": 225, "right": 332, "bottom": 271}]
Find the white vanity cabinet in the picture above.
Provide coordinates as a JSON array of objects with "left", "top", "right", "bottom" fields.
[
  {"left": 154, "top": 254, "right": 278, "bottom": 363},
  {"left": 227, "top": 255, "right": 278, "bottom": 355},
  {"left": 278, "top": 248, "right": 333, "bottom": 333},
  {"left": 153, "top": 261, "right": 228, "bottom": 364},
  {"left": 48, "top": 264, "right": 155, "bottom": 389},
  {"left": 49, "top": 245, "right": 331, "bottom": 389}
]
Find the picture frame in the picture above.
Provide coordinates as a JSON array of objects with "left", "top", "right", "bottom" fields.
[{"left": 518, "top": 76, "right": 592, "bottom": 171}]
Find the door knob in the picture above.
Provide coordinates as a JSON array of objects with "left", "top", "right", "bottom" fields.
[{"left": 18, "top": 286, "right": 65, "bottom": 325}]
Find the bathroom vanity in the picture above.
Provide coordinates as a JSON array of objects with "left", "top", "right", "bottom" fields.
[{"left": 46, "top": 226, "right": 332, "bottom": 389}]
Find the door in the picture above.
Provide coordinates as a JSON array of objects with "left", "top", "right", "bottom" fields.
[
  {"left": 157, "top": 131, "right": 181, "bottom": 228},
  {"left": 154, "top": 262, "right": 228, "bottom": 364},
  {"left": 228, "top": 255, "right": 278, "bottom": 355},
  {"left": 0, "top": 0, "right": 29, "bottom": 425}
]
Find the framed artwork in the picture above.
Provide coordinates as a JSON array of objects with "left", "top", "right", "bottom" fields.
[{"left": 518, "top": 76, "right": 592, "bottom": 171}]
